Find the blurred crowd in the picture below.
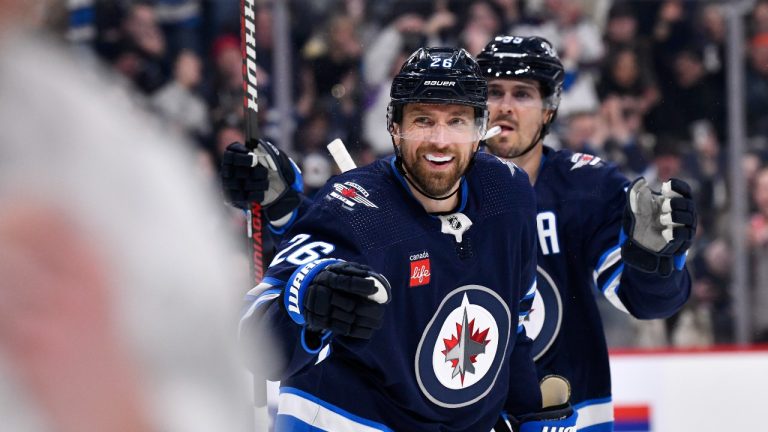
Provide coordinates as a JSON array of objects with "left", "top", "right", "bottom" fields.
[{"left": 49, "top": 0, "right": 768, "bottom": 348}]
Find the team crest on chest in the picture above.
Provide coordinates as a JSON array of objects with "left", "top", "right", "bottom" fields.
[
  {"left": 439, "top": 295, "right": 493, "bottom": 386},
  {"left": 415, "top": 285, "right": 511, "bottom": 408},
  {"left": 328, "top": 181, "right": 378, "bottom": 209}
]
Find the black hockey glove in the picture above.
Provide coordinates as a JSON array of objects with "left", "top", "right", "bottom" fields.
[
  {"left": 221, "top": 139, "right": 302, "bottom": 223},
  {"left": 621, "top": 177, "right": 696, "bottom": 277},
  {"left": 284, "top": 260, "right": 391, "bottom": 340},
  {"left": 492, "top": 376, "right": 577, "bottom": 432}
]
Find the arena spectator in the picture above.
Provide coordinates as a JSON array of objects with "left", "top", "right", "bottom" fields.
[
  {"left": 647, "top": 47, "right": 723, "bottom": 141},
  {"left": 151, "top": 49, "right": 210, "bottom": 139},
  {"left": 747, "top": 33, "right": 768, "bottom": 138},
  {"left": 116, "top": 2, "right": 168, "bottom": 93}
]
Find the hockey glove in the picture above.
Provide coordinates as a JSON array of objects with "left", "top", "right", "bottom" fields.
[
  {"left": 621, "top": 177, "right": 696, "bottom": 277},
  {"left": 284, "top": 260, "right": 391, "bottom": 340},
  {"left": 221, "top": 139, "right": 303, "bottom": 224},
  {"left": 492, "top": 376, "right": 577, "bottom": 432}
]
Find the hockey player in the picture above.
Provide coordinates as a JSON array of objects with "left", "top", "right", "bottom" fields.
[
  {"left": 475, "top": 36, "right": 697, "bottom": 431},
  {"left": 232, "top": 48, "right": 577, "bottom": 431}
]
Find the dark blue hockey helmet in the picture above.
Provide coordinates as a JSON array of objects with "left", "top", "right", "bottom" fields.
[
  {"left": 387, "top": 47, "right": 488, "bottom": 132},
  {"left": 476, "top": 35, "right": 564, "bottom": 110}
]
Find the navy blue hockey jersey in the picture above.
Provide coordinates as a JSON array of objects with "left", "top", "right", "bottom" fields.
[
  {"left": 240, "top": 154, "right": 541, "bottom": 431},
  {"left": 523, "top": 147, "right": 691, "bottom": 431}
]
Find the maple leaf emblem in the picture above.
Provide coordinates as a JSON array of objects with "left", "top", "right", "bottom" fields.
[
  {"left": 441, "top": 307, "right": 491, "bottom": 385},
  {"left": 341, "top": 187, "right": 357, "bottom": 198}
]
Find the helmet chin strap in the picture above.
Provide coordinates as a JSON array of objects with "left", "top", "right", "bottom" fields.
[{"left": 507, "top": 127, "right": 541, "bottom": 159}]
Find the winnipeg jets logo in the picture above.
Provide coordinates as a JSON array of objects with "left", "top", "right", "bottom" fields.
[
  {"left": 441, "top": 298, "right": 491, "bottom": 385},
  {"left": 570, "top": 153, "right": 603, "bottom": 170},
  {"left": 415, "top": 286, "right": 510, "bottom": 408},
  {"left": 328, "top": 182, "right": 378, "bottom": 208},
  {"left": 523, "top": 266, "right": 563, "bottom": 361}
]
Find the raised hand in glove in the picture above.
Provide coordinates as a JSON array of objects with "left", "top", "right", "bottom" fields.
[
  {"left": 622, "top": 177, "right": 697, "bottom": 277},
  {"left": 220, "top": 139, "right": 302, "bottom": 224},
  {"left": 493, "top": 375, "right": 577, "bottom": 432},
  {"left": 284, "top": 260, "right": 391, "bottom": 340}
]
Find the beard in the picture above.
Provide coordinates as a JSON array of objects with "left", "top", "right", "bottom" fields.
[
  {"left": 486, "top": 134, "right": 538, "bottom": 159},
  {"left": 401, "top": 144, "right": 471, "bottom": 197}
]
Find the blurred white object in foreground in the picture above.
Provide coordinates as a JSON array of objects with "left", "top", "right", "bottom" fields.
[{"left": 0, "top": 31, "right": 262, "bottom": 432}]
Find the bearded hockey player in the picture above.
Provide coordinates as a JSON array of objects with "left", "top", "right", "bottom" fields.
[
  {"left": 232, "top": 47, "right": 576, "bottom": 431},
  {"left": 476, "top": 36, "right": 697, "bottom": 431}
]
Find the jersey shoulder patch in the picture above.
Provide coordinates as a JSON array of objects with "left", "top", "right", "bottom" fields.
[
  {"left": 542, "top": 148, "right": 628, "bottom": 205},
  {"left": 326, "top": 181, "right": 379, "bottom": 209},
  {"left": 568, "top": 152, "right": 604, "bottom": 170},
  {"left": 317, "top": 160, "right": 389, "bottom": 213},
  {"left": 312, "top": 159, "right": 416, "bottom": 251}
]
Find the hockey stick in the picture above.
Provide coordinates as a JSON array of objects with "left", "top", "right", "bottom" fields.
[
  {"left": 241, "top": 0, "right": 263, "bottom": 284},
  {"left": 241, "top": 0, "right": 271, "bottom": 416},
  {"left": 327, "top": 138, "right": 357, "bottom": 172}
]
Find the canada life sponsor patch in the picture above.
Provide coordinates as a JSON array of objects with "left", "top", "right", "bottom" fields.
[
  {"left": 569, "top": 153, "right": 603, "bottom": 170},
  {"left": 409, "top": 251, "right": 431, "bottom": 287},
  {"left": 327, "top": 181, "right": 378, "bottom": 209},
  {"left": 415, "top": 285, "right": 511, "bottom": 408}
]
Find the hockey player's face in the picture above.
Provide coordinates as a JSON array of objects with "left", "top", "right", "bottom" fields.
[
  {"left": 485, "top": 79, "right": 551, "bottom": 159},
  {"left": 395, "top": 103, "right": 480, "bottom": 196}
]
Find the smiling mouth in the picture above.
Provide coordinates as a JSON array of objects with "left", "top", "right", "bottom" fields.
[{"left": 424, "top": 154, "right": 455, "bottom": 166}]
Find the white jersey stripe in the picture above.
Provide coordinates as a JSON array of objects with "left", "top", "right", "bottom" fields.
[
  {"left": 601, "top": 266, "right": 629, "bottom": 314},
  {"left": 278, "top": 389, "right": 391, "bottom": 432},
  {"left": 593, "top": 246, "right": 622, "bottom": 285},
  {"left": 575, "top": 399, "right": 614, "bottom": 429},
  {"left": 239, "top": 285, "right": 280, "bottom": 339}
]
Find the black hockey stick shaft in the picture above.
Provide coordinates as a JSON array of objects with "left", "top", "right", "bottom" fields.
[
  {"left": 242, "top": 0, "right": 269, "bottom": 413},
  {"left": 241, "top": 0, "right": 263, "bottom": 284}
]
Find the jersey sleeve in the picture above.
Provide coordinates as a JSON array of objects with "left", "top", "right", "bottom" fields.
[
  {"left": 265, "top": 193, "right": 313, "bottom": 237},
  {"left": 504, "top": 189, "right": 543, "bottom": 417},
  {"left": 239, "top": 203, "right": 366, "bottom": 380},
  {"left": 586, "top": 167, "right": 691, "bottom": 318}
]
